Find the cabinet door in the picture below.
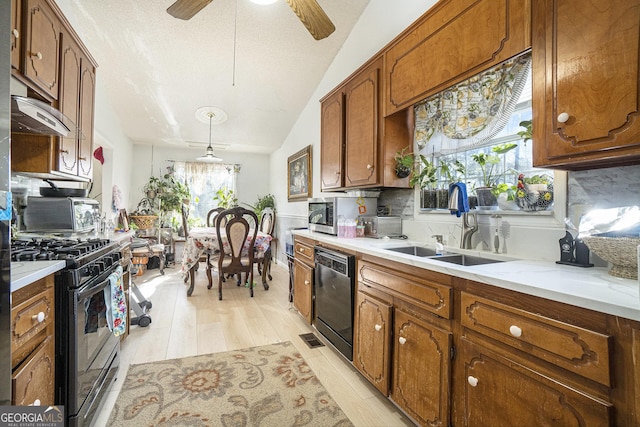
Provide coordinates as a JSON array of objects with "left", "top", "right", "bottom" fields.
[
  {"left": 344, "top": 60, "right": 380, "bottom": 187},
  {"left": 532, "top": 0, "right": 640, "bottom": 169},
  {"left": 78, "top": 57, "right": 96, "bottom": 180},
  {"left": 353, "top": 289, "right": 392, "bottom": 395},
  {"left": 293, "top": 260, "right": 313, "bottom": 323},
  {"left": 58, "top": 29, "right": 80, "bottom": 175},
  {"left": 24, "top": 0, "right": 60, "bottom": 99},
  {"left": 458, "top": 338, "right": 612, "bottom": 427},
  {"left": 12, "top": 335, "right": 55, "bottom": 406},
  {"left": 11, "top": 0, "right": 21, "bottom": 71},
  {"left": 392, "top": 309, "right": 452, "bottom": 427},
  {"left": 384, "top": 0, "right": 531, "bottom": 115},
  {"left": 320, "top": 90, "right": 344, "bottom": 191}
]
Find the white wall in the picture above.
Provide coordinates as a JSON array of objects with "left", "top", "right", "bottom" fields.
[
  {"left": 270, "top": 1, "right": 438, "bottom": 220},
  {"left": 130, "top": 145, "right": 270, "bottom": 212}
]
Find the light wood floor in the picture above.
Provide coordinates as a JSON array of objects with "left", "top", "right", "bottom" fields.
[{"left": 94, "top": 260, "right": 414, "bottom": 427}]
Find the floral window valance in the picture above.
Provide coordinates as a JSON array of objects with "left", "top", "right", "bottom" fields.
[{"left": 414, "top": 52, "right": 531, "bottom": 154}]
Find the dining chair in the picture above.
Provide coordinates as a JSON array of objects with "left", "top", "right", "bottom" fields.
[
  {"left": 204, "top": 207, "right": 226, "bottom": 289},
  {"left": 254, "top": 208, "right": 276, "bottom": 288},
  {"left": 215, "top": 207, "right": 258, "bottom": 300},
  {"left": 181, "top": 203, "right": 210, "bottom": 286}
]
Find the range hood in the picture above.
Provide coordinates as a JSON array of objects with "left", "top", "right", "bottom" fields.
[{"left": 11, "top": 95, "right": 80, "bottom": 138}]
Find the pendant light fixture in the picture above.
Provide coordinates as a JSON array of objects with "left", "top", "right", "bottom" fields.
[{"left": 195, "top": 106, "right": 227, "bottom": 162}]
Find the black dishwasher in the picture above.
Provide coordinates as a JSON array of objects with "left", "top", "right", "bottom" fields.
[{"left": 314, "top": 247, "right": 355, "bottom": 360}]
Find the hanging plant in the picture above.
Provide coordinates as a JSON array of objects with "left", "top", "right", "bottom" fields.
[{"left": 394, "top": 146, "right": 414, "bottom": 178}]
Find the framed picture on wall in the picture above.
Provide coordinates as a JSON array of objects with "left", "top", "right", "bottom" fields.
[{"left": 287, "top": 145, "right": 312, "bottom": 202}]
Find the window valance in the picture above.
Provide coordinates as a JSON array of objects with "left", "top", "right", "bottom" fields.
[{"left": 414, "top": 52, "right": 531, "bottom": 155}]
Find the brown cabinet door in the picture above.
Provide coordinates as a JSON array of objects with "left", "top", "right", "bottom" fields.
[
  {"left": 58, "top": 29, "right": 80, "bottom": 175},
  {"left": 78, "top": 57, "right": 96, "bottom": 180},
  {"left": 320, "top": 90, "right": 344, "bottom": 191},
  {"left": 353, "top": 289, "right": 392, "bottom": 395},
  {"left": 24, "top": 0, "right": 60, "bottom": 99},
  {"left": 458, "top": 338, "right": 612, "bottom": 427},
  {"left": 384, "top": 0, "right": 531, "bottom": 115},
  {"left": 11, "top": 0, "right": 21, "bottom": 71},
  {"left": 532, "top": 0, "right": 640, "bottom": 169},
  {"left": 12, "top": 335, "right": 55, "bottom": 406},
  {"left": 344, "top": 60, "right": 380, "bottom": 187},
  {"left": 392, "top": 309, "right": 452, "bottom": 427},
  {"left": 293, "top": 260, "right": 313, "bottom": 323}
]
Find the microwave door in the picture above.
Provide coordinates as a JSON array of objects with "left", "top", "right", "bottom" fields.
[{"left": 309, "top": 205, "right": 328, "bottom": 226}]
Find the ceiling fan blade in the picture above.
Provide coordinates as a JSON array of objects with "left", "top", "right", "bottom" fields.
[
  {"left": 285, "top": 0, "right": 336, "bottom": 40},
  {"left": 167, "top": 0, "right": 213, "bottom": 20}
]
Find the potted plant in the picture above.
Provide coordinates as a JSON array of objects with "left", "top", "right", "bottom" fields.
[
  {"left": 394, "top": 146, "right": 414, "bottom": 179},
  {"left": 470, "top": 143, "right": 517, "bottom": 208},
  {"left": 410, "top": 154, "right": 438, "bottom": 209},
  {"left": 517, "top": 120, "right": 532, "bottom": 146},
  {"left": 213, "top": 188, "right": 238, "bottom": 209},
  {"left": 494, "top": 183, "right": 519, "bottom": 210},
  {"left": 244, "top": 193, "right": 276, "bottom": 218},
  {"left": 515, "top": 173, "right": 554, "bottom": 211},
  {"left": 438, "top": 159, "right": 466, "bottom": 209}
]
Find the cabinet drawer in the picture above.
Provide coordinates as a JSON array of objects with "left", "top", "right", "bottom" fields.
[
  {"left": 12, "top": 286, "right": 54, "bottom": 351},
  {"left": 294, "top": 240, "right": 314, "bottom": 266},
  {"left": 358, "top": 259, "right": 452, "bottom": 319},
  {"left": 12, "top": 335, "right": 55, "bottom": 406},
  {"left": 461, "top": 292, "right": 612, "bottom": 387}
]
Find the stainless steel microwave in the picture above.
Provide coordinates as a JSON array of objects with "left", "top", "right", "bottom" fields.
[
  {"left": 308, "top": 197, "right": 377, "bottom": 235},
  {"left": 24, "top": 197, "right": 100, "bottom": 233}
]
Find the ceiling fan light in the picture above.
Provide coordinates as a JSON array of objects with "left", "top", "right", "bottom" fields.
[{"left": 249, "top": 0, "right": 278, "bottom": 5}]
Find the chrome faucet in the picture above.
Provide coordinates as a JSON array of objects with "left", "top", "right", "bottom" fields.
[{"left": 461, "top": 211, "right": 478, "bottom": 249}]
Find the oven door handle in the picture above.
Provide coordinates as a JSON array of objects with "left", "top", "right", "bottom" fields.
[{"left": 78, "top": 276, "right": 111, "bottom": 300}]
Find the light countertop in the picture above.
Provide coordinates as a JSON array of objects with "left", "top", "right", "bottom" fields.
[
  {"left": 294, "top": 229, "right": 640, "bottom": 322},
  {"left": 11, "top": 260, "right": 66, "bottom": 292}
]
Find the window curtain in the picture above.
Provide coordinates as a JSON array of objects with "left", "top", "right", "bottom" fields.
[
  {"left": 414, "top": 52, "right": 532, "bottom": 155},
  {"left": 173, "top": 161, "right": 239, "bottom": 224}
]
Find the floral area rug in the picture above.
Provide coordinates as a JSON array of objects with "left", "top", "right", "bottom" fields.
[{"left": 108, "top": 341, "right": 353, "bottom": 426}]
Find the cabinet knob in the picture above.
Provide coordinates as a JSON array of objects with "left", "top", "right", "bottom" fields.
[
  {"left": 12, "top": 29, "right": 19, "bottom": 39},
  {"left": 374, "top": 324, "right": 382, "bottom": 331},
  {"left": 32, "top": 399, "right": 41, "bottom": 406},
  {"left": 398, "top": 336, "right": 407, "bottom": 345},
  {"left": 467, "top": 376, "right": 479, "bottom": 387},
  {"left": 32, "top": 312, "right": 45, "bottom": 323},
  {"left": 557, "top": 112, "right": 570, "bottom": 123},
  {"left": 509, "top": 325, "right": 522, "bottom": 338},
  {"left": 366, "top": 164, "right": 373, "bottom": 170},
  {"left": 78, "top": 156, "right": 87, "bottom": 161},
  {"left": 60, "top": 149, "right": 69, "bottom": 154},
  {"left": 31, "top": 51, "right": 43, "bottom": 60},
  {"left": 304, "top": 280, "right": 310, "bottom": 285}
]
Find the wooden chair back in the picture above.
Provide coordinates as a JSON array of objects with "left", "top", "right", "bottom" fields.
[
  {"left": 259, "top": 208, "right": 276, "bottom": 236},
  {"left": 207, "top": 207, "right": 225, "bottom": 227}
]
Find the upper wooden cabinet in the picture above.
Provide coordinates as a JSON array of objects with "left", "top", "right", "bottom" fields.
[
  {"left": 78, "top": 55, "right": 96, "bottom": 180},
  {"left": 320, "top": 57, "right": 412, "bottom": 191},
  {"left": 384, "top": 0, "right": 531, "bottom": 116},
  {"left": 532, "top": 0, "right": 640, "bottom": 169},
  {"left": 23, "top": 0, "right": 61, "bottom": 99},
  {"left": 320, "top": 90, "right": 344, "bottom": 190},
  {"left": 58, "top": 29, "right": 81, "bottom": 175},
  {"left": 10, "top": 0, "right": 21, "bottom": 71}
]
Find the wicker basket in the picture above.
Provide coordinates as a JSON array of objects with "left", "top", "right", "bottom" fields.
[
  {"left": 582, "top": 235, "right": 640, "bottom": 279},
  {"left": 129, "top": 215, "right": 158, "bottom": 230}
]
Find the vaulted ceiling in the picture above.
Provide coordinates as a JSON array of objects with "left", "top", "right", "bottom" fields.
[{"left": 63, "top": 0, "right": 370, "bottom": 154}]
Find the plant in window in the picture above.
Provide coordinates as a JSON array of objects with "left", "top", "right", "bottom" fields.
[
  {"left": 515, "top": 173, "right": 554, "bottom": 211},
  {"left": 471, "top": 143, "right": 517, "bottom": 208},
  {"left": 213, "top": 188, "right": 238, "bottom": 209},
  {"left": 394, "top": 146, "right": 414, "bottom": 178},
  {"left": 517, "top": 120, "right": 532, "bottom": 145},
  {"left": 410, "top": 155, "right": 439, "bottom": 209}
]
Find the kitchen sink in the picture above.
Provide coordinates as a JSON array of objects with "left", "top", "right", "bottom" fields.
[
  {"left": 385, "top": 246, "right": 438, "bottom": 257},
  {"left": 431, "top": 254, "right": 505, "bottom": 266}
]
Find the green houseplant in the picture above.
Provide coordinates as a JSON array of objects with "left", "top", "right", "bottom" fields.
[
  {"left": 471, "top": 143, "right": 517, "bottom": 208},
  {"left": 437, "top": 159, "right": 466, "bottom": 209},
  {"left": 410, "top": 154, "right": 439, "bottom": 209},
  {"left": 213, "top": 188, "right": 238, "bottom": 209},
  {"left": 394, "top": 146, "right": 414, "bottom": 179},
  {"left": 244, "top": 193, "right": 275, "bottom": 218}
]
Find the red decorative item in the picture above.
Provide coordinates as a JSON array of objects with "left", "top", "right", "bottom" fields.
[{"left": 93, "top": 146, "right": 104, "bottom": 164}]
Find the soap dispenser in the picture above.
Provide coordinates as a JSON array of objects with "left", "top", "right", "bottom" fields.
[{"left": 432, "top": 234, "right": 444, "bottom": 255}]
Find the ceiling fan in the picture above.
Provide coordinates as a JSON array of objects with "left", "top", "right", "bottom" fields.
[{"left": 166, "top": 0, "right": 335, "bottom": 40}]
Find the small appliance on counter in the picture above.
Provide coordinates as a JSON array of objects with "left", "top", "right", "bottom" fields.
[
  {"left": 360, "top": 215, "right": 404, "bottom": 239},
  {"left": 308, "top": 197, "right": 377, "bottom": 235},
  {"left": 23, "top": 196, "right": 99, "bottom": 233}
]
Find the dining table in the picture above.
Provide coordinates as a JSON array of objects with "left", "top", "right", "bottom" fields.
[{"left": 180, "top": 227, "right": 273, "bottom": 296}]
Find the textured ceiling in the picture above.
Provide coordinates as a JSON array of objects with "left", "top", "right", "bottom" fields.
[{"left": 64, "top": 0, "right": 369, "bottom": 154}]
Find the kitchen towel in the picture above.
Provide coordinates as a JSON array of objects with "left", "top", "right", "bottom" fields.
[
  {"left": 449, "top": 182, "right": 470, "bottom": 217},
  {"left": 104, "top": 265, "right": 127, "bottom": 336}
]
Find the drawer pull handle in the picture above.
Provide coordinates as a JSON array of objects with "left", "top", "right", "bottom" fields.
[
  {"left": 366, "top": 164, "right": 373, "bottom": 170},
  {"left": 31, "top": 51, "right": 43, "bottom": 60},
  {"left": 32, "top": 399, "right": 41, "bottom": 406},
  {"left": 398, "top": 337, "right": 407, "bottom": 345},
  {"left": 304, "top": 280, "right": 310, "bottom": 285},
  {"left": 12, "top": 29, "right": 19, "bottom": 39},
  {"left": 509, "top": 325, "right": 522, "bottom": 338},
  {"left": 467, "top": 376, "right": 479, "bottom": 387},
  {"left": 557, "top": 112, "right": 570, "bottom": 124},
  {"left": 32, "top": 312, "right": 45, "bottom": 323},
  {"left": 374, "top": 324, "right": 382, "bottom": 331}
]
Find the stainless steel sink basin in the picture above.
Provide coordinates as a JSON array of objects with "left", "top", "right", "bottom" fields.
[
  {"left": 385, "top": 246, "right": 438, "bottom": 257},
  {"left": 432, "top": 254, "right": 505, "bottom": 266}
]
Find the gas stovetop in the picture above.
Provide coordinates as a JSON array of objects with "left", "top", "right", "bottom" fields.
[{"left": 11, "top": 236, "right": 115, "bottom": 267}]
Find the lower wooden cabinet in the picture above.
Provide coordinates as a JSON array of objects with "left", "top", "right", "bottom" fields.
[
  {"left": 392, "top": 309, "right": 452, "bottom": 427},
  {"left": 12, "top": 335, "right": 55, "bottom": 406},
  {"left": 293, "top": 259, "right": 313, "bottom": 323},
  {"left": 353, "top": 288, "right": 392, "bottom": 395},
  {"left": 458, "top": 337, "right": 612, "bottom": 427}
]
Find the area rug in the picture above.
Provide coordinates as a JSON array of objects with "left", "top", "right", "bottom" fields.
[{"left": 108, "top": 341, "right": 353, "bottom": 426}]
